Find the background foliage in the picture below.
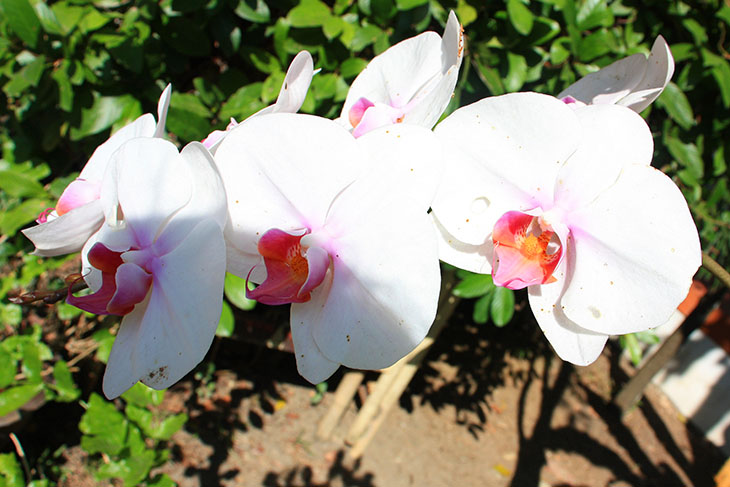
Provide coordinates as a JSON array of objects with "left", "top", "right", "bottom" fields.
[{"left": 0, "top": 0, "right": 728, "bottom": 483}]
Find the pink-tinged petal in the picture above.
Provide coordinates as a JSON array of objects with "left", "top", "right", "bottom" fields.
[
  {"left": 432, "top": 93, "right": 580, "bottom": 245},
  {"left": 110, "top": 138, "right": 191, "bottom": 248},
  {"left": 225, "top": 242, "right": 265, "bottom": 282},
  {"left": 351, "top": 103, "right": 404, "bottom": 138},
  {"left": 22, "top": 200, "right": 104, "bottom": 257},
  {"left": 107, "top": 262, "right": 152, "bottom": 315},
  {"left": 617, "top": 36, "right": 674, "bottom": 113},
  {"left": 68, "top": 242, "right": 125, "bottom": 315},
  {"left": 557, "top": 53, "right": 647, "bottom": 107},
  {"left": 560, "top": 164, "right": 701, "bottom": 335},
  {"left": 553, "top": 104, "right": 653, "bottom": 213},
  {"left": 300, "top": 246, "right": 330, "bottom": 296},
  {"left": 153, "top": 84, "right": 172, "bottom": 139},
  {"left": 56, "top": 179, "right": 102, "bottom": 215},
  {"left": 216, "top": 113, "right": 364, "bottom": 257},
  {"left": 201, "top": 129, "right": 227, "bottom": 149},
  {"left": 528, "top": 280, "right": 609, "bottom": 365},
  {"left": 348, "top": 97, "right": 375, "bottom": 127},
  {"left": 340, "top": 13, "right": 462, "bottom": 130},
  {"left": 289, "top": 273, "right": 341, "bottom": 384},
  {"left": 491, "top": 211, "right": 562, "bottom": 290},
  {"left": 432, "top": 213, "right": 493, "bottom": 274},
  {"left": 102, "top": 219, "right": 226, "bottom": 398},
  {"left": 79, "top": 114, "right": 157, "bottom": 182}
]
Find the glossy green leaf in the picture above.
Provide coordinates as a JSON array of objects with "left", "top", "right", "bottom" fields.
[
  {"left": 0, "top": 453, "right": 24, "bottom": 487},
  {"left": 656, "top": 82, "right": 695, "bottom": 130},
  {"left": 70, "top": 94, "right": 139, "bottom": 140},
  {"left": 490, "top": 286, "right": 515, "bottom": 327},
  {"left": 166, "top": 93, "right": 212, "bottom": 142},
  {"left": 576, "top": 0, "right": 613, "bottom": 31},
  {"left": 507, "top": 0, "right": 534, "bottom": 36},
  {"left": 0, "top": 0, "right": 41, "bottom": 48},
  {"left": 224, "top": 272, "right": 256, "bottom": 310},
  {"left": 473, "top": 294, "right": 491, "bottom": 324},
  {"left": 288, "top": 0, "right": 331, "bottom": 28},
  {"left": 122, "top": 382, "right": 165, "bottom": 407},
  {"left": 666, "top": 136, "right": 703, "bottom": 179},
  {"left": 52, "top": 361, "right": 80, "bottom": 402},
  {"left": 452, "top": 273, "right": 495, "bottom": 299},
  {"left": 235, "top": 0, "right": 270, "bottom": 23},
  {"left": 216, "top": 301, "right": 235, "bottom": 338},
  {"left": 504, "top": 52, "right": 527, "bottom": 92},
  {"left": 395, "top": 0, "right": 427, "bottom": 9},
  {"left": 0, "top": 383, "right": 43, "bottom": 417},
  {"left": 79, "top": 393, "right": 128, "bottom": 455}
]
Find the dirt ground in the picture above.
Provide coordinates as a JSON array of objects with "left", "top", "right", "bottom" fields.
[{"left": 140, "top": 305, "right": 725, "bottom": 486}]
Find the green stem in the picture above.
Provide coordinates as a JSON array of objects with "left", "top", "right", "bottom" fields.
[{"left": 702, "top": 252, "right": 730, "bottom": 290}]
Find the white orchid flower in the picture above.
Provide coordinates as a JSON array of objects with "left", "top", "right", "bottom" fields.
[
  {"left": 22, "top": 85, "right": 172, "bottom": 257},
  {"left": 68, "top": 137, "right": 227, "bottom": 399},
  {"left": 202, "top": 51, "right": 315, "bottom": 153},
  {"left": 215, "top": 113, "right": 443, "bottom": 383},
  {"left": 558, "top": 36, "right": 674, "bottom": 113},
  {"left": 338, "top": 11, "right": 463, "bottom": 138},
  {"left": 431, "top": 93, "right": 700, "bottom": 365}
]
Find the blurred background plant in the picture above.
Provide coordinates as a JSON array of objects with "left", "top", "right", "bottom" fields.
[{"left": 0, "top": 0, "right": 728, "bottom": 484}]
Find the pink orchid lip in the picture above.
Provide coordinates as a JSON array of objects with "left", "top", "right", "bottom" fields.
[
  {"left": 56, "top": 179, "right": 102, "bottom": 216},
  {"left": 247, "top": 228, "right": 330, "bottom": 305},
  {"left": 349, "top": 97, "right": 407, "bottom": 138},
  {"left": 491, "top": 211, "right": 563, "bottom": 290},
  {"left": 67, "top": 242, "right": 152, "bottom": 316}
]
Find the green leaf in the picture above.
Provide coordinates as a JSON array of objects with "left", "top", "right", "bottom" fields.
[
  {"left": 224, "top": 272, "right": 256, "bottom": 311},
  {"left": 452, "top": 273, "right": 495, "bottom": 299},
  {"left": 216, "top": 301, "right": 235, "bottom": 338},
  {"left": 550, "top": 37, "right": 571, "bottom": 64},
  {"left": 79, "top": 393, "right": 128, "bottom": 455},
  {"left": 3, "top": 55, "right": 46, "bottom": 98},
  {"left": 70, "top": 94, "right": 139, "bottom": 140},
  {"left": 472, "top": 294, "right": 491, "bottom": 324},
  {"left": 34, "top": 1, "right": 64, "bottom": 35},
  {"left": 656, "top": 82, "right": 694, "bottom": 130},
  {"left": 507, "top": 0, "right": 534, "bottom": 36},
  {"left": 288, "top": 0, "right": 331, "bottom": 28},
  {"left": 0, "top": 453, "right": 24, "bottom": 487},
  {"left": 577, "top": 29, "right": 613, "bottom": 62},
  {"left": 620, "top": 333, "right": 642, "bottom": 366},
  {"left": 504, "top": 52, "right": 527, "bottom": 92},
  {"left": 242, "top": 47, "right": 281, "bottom": 75},
  {"left": 219, "top": 83, "right": 265, "bottom": 121},
  {"left": 395, "top": 0, "right": 427, "bottom": 9},
  {"left": 576, "top": 0, "right": 613, "bottom": 31},
  {"left": 0, "top": 383, "right": 43, "bottom": 417},
  {"left": 490, "top": 287, "right": 515, "bottom": 327},
  {"left": 166, "top": 93, "right": 212, "bottom": 142},
  {"left": 92, "top": 328, "right": 115, "bottom": 364},
  {"left": 0, "top": 351, "right": 15, "bottom": 389},
  {"left": 340, "top": 57, "right": 368, "bottom": 79},
  {"left": 121, "top": 382, "right": 164, "bottom": 408},
  {"left": 147, "top": 474, "right": 177, "bottom": 487},
  {"left": 235, "top": 0, "right": 270, "bottom": 23},
  {"left": 0, "top": 0, "right": 41, "bottom": 48},
  {"left": 682, "top": 18, "right": 707, "bottom": 45},
  {"left": 52, "top": 361, "right": 80, "bottom": 402},
  {"left": 666, "top": 136, "right": 703, "bottom": 179},
  {"left": 455, "top": 0, "right": 477, "bottom": 27}
]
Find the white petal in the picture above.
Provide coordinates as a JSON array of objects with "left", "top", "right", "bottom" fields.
[
  {"left": 432, "top": 212, "right": 493, "bottom": 274},
  {"left": 553, "top": 104, "right": 653, "bottom": 211},
  {"left": 617, "top": 36, "right": 674, "bottom": 113},
  {"left": 528, "top": 281, "right": 609, "bottom": 365},
  {"left": 102, "top": 219, "right": 225, "bottom": 398},
  {"left": 290, "top": 273, "right": 341, "bottom": 384},
  {"left": 560, "top": 164, "right": 701, "bottom": 335},
  {"left": 215, "top": 113, "right": 364, "bottom": 258},
  {"left": 355, "top": 123, "right": 443, "bottom": 207},
  {"left": 432, "top": 92, "right": 580, "bottom": 244},
  {"left": 79, "top": 114, "right": 157, "bottom": 182},
  {"left": 309, "top": 189, "right": 441, "bottom": 370},
  {"left": 22, "top": 200, "right": 104, "bottom": 256},
  {"left": 154, "top": 84, "right": 172, "bottom": 138},
  {"left": 558, "top": 53, "right": 647, "bottom": 106},
  {"left": 257, "top": 51, "right": 314, "bottom": 116},
  {"left": 111, "top": 138, "right": 191, "bottom": 248}
]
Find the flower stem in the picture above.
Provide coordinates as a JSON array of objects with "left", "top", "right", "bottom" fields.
[{"left": 702, "top": 252, "right": 730, "bottom": 290}]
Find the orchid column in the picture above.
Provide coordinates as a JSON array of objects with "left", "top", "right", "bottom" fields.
[{"left": 215, "top": 113, "right": 443, "bottom": 383}]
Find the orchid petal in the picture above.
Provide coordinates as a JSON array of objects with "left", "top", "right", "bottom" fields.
[
  {"left": 617, "top": 36, "right": 674, "bottom": 113},
  {"left": 153, "top": 84, "right": 172, "bottom": 139},
  {"left": 107, "top": 262, "right": 152, "bottom": 315},
  {"left": 553, "top": 104, "right": 653, "bottom": 211},
  {"left": 432, "top": 93, "right": 580, "bottom": 244},
  {"left": 110, "top": 138, "right": 191, "bottom": 248},
  {"left": 79, "top": 114, "right": 157, "bottom": 182},
  {"left": 561, "top": 164, "right": 701, "bottom": 335},
  {"left": 22, "top": 200, "right": 104, "bottom": 257},
  {"left": 351, "top": 103, "right": 403, "bottom": 138},
  {"left": 432, "top": 213, "right": 493, "bottom": 274},
  {"left": 258, "top": 51, "right": 314, "bottom": 115},
  {"left": 56, "top": 179, "right": 102, "bottom": 215},
  {"left": 102, "top": 218, "right": 225, "bottom": 398},
  {"left": 528, "top": 281, "right": 609, "bottom": 365},
  {"left": 216, "top": 114, "right": 364, "bottom": 269}
]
